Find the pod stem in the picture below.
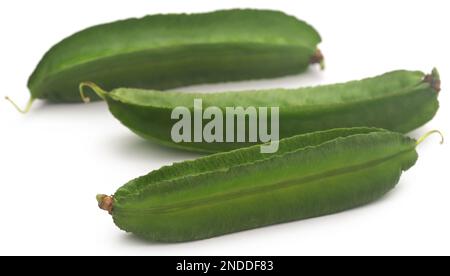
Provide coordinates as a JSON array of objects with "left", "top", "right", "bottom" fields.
[
  {"left": 79, "top": 82, "right": 107, "bottom": 103},
  {"left": 424, "top": 68, "right": 441, "bottom": 93},
  {"left": 97, "top": 194, "right": 114, "bottom": 215},
  {"left": 5, "top": 96, "right": 35, "bottom": 114},
  {"left": 416, "top": 130, "right": 444, "bottom": 146},
  {"left": 310, "top": 49, "right": 325, "bottom": 70}
]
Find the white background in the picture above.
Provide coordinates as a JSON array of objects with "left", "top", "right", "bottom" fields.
[{"left": 0, "top": 0, "right": 449, "bottom": 256}]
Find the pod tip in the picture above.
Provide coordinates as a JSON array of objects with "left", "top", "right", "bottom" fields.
[
  {"left": 416, "top": 130, "right": 444, "bottom": 146},
  {"left": 97, "top": 194, "right": 114, "bottom": 215},
  {"left": 79, "top": 82, "right": 107, "bottom": 103},
  {"left": 311, "top": 49, "right": 325, "bottom": 70},
  {"left": 5, "top": 96, "right": 35, "bottom": 114},
  {"left": 424, "top": 68, "right": 441, "bottom": 93}
]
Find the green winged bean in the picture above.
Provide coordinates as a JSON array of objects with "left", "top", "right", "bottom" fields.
[
  {"left": 82, "top": 69, "right": 441, "bottom": 153},
  {"left": 97, "top": 128, "right": 443, "bottom": 242},
  {"left": 6, "top": 9, "right": 323, "bottom": 113}
]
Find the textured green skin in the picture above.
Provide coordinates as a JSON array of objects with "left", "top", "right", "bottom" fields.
[
  {"left": 111, "top": 128, "right": 418, "bottom": 242},
  {"left": 103, "top": 69, "right": 439, "bottom": 152},
  {"left": 28, "top": 9, "right": 321, "bottom": 102}
]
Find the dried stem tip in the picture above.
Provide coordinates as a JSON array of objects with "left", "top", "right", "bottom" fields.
[
  {"left": 310, "top": 49, "right": 325, "bottom": 70},
  {"left": 424, "top": 68, "right": 441, "bottom": 93},
  {"left": 97, "top": 194, "right": 114, "bottom": 215}
]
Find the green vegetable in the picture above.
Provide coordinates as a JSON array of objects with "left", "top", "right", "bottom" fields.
[
  {"left": 97, "top": 128, "right": 443, "bottom": 242},
  {"left": 6, "top": 9, "right": 323, "bottom": 113},
  {"left": 82, "top": 69, "right": 440, "bottom": 153}
]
